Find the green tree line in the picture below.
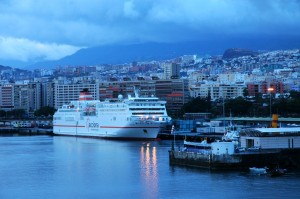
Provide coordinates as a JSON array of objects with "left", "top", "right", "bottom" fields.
[
  {"left": 0, "top": 106, "right": 56, "bottom": 119},
  {"left": 177, "top": 91, "right": 300, "bottom": 119}
]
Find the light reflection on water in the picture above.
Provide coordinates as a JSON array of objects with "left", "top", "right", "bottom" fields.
[
  {"left": 0, "top": 136, "right": 300, "bottom": 199},
  {"left": 140, "top": 143, "right": 158, "bottom": 199}
]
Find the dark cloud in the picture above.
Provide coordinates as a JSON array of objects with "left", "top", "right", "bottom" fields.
[{"left": 0, "top": 0, "right": 299, "bottom": 62}]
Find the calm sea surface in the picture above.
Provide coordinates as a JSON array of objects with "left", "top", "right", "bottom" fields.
[{"left": 0, "top": 135, "right": 300, "bottom": 199}]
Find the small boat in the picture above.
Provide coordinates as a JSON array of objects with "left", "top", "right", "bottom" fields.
[
  {"left": 249, "top": 167, "right": 268, "bottom": 175},
  {"left": 268, "top": 168, "right": 286, "bottom": 177}
]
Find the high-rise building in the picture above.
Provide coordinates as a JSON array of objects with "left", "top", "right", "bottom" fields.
[
  {"left": 155, "top": 79, "right": 189, "bottom": 117},
  {"left": 0, "top": 84, "right": 14, "bottom": 110},
  {"left": 14, "top": 83, "right": 29, "bottom": 111},
  {"left": 41, "top": 81, "right": 55, "bottom": 108},
  {"left": 54, "top": 80, "right": 99, "bottom": 109},
  {"left": 163, "top": 63, "right": 180, "bottom": 79},
  {"left": 28, "top": 82, "right": 42, "bottom": 114}
]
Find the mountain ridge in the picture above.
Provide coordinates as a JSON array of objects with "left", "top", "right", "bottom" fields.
[
  {"left": 2, "top": 35, "right": 300, "bottom": 70},
  {"left": 26, "top": 42, "right": 214, "bottom": 69}
]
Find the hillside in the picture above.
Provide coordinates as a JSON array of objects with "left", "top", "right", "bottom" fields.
[{"left": 222, "top": 48, "right": 258, "bottom": 59}]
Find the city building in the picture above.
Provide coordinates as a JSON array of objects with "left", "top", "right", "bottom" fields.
[
  {"left": 163, "top": 62, "right": 180, "bottom": 79},
  {"left": 54, "top": 79, "right": 99, "bottom": 109},
  {"left": 190, "top": 82, "right": 245, "bottom": 101},
  {"left": 0, "top": 84, "right": 14, "bottom": 110}
]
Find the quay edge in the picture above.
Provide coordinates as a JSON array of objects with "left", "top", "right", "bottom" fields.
[
  {"left": 169, "top": 148, "right": 300, "bottom": 171},
  {"left": 0, "top": 128, "right": 53, "bottom": 136}
]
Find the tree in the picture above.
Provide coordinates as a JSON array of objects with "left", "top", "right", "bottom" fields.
[
  {"left": 225, "top": 97, "right": 253, "bottom": 116},
  {"left": 0, "top": 110, "right": 6, "bottom": 117},
  {"left": 243, "top": 88, "right": 249, "bottom": 97},
  {"left": 290, "top": 91, "right": 300, "bottom": 99},
  {"left": 179, "top": 97, "right": 211, "bottom": 118},
  {"left": 34, "top": 106, "right": 56, "bottom": 117},
  {"left": 7, "top": 109, "right": 26, "bottom": 118}
]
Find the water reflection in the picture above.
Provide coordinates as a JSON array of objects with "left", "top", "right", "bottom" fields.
[
  {"left": 140, "top": 143, "right": 158, "bottom": 199},
  {"left": 1, "top": 137, "right": 300, "bottom": 198}
]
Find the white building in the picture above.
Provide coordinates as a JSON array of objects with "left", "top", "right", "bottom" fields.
[
  {"left": 217, "top": 73, "right": 248, "bottom": 84},
  {"left": 190, "top": 82, "right": 245, "bottom": 101},
  {"left": 240, "top": 128, "right": 300, "bottom": 149},
  {"left": 54, "top": 80, "right": 99, "bottom": 109}
]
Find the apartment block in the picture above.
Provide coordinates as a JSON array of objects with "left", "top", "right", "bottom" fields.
[
  {"left": 0, "top": 84, "right": 14, "bottom": 110},
  {"left": 190, "top": 83, "right": 245, "bottom": 101},
  {"left": 54, "top": 80, "right": 99, "bottom": 109},
  {"left": 163, "top": 62, "right": 180, "bottom": 79},
  {"left": 14, "top": 83, "right": 29, "bottom": 111}
]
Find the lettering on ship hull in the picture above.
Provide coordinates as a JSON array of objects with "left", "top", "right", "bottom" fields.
[{"left": 89, "top": 122, "right": 99, "bottom": 128}]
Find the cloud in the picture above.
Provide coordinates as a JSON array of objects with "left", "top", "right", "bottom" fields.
[
  {"left": 0, "top": 36, "right": 81, "bottom": 62},
  {"left": 123, "top": 0, "right": 139, "bottom": 18},
  {"left": 0, "top": 0, "right": 299, "bottom": 64}
]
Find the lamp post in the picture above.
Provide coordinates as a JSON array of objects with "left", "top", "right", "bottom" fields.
[{"left": 267, "top": 87, "right": 274, "bottom": 127}]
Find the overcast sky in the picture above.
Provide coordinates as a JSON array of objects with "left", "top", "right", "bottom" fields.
[{"left": 0, "top": 0, "right": 299, "bottom": 64}]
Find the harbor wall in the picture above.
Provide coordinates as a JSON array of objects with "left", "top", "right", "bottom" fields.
[
  {"left": 0, "top": 128, "right": 53, "bottom": 136},
  {"left": 169, "top": 150, "right": 241, "bottom": 170},
  {"left": 169, "top": 148, "right": 300, "bottom": 170}
]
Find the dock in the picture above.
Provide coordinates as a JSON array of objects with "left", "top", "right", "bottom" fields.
[
  {"left": 169, "top": 147, "right": 300, "bottom": 170},
  {"left": 0, "top": 127, "right": 53, "bottom": 136}
]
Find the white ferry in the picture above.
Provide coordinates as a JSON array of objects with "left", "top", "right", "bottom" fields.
[{"left": 53, "top": 88, "right": 171, "bottom": 139}]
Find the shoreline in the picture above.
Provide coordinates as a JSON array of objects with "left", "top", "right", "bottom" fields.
[{"left": 0, "top": 127, "right": 53, "bottom": 136}]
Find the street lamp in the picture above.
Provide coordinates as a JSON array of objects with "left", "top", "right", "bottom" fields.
[{"left": 267, "top": 87, "right": 274, "bottom": 126}]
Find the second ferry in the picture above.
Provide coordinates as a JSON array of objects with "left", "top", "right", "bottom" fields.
[{"left": 53, "top": 88, "right": 171, "bottom": 139}]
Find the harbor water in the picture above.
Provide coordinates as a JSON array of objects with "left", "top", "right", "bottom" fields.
[{"left": 0, "top": 136, "right": 300, "bottom": 199}]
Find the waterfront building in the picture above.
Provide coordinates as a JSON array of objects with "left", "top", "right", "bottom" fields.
[
  {"left": 41, "top": 81, "right": 55, "bottom": 108},
  {"left": 54, "top": 79, "right": 99, "bottom": 109},
  {"left": 28, "top": 82, "right": 42, "bottom": 115},
  {"left": 240, "top": 128, "right": 300, "bottom": 149},
  {"left": 14, "top": 83, "right": 29, "bottom": 111},
  {"left": 0, "top": 84, "right": 14, "bottom": 110}
]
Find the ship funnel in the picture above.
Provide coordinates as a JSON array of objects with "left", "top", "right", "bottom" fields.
[
  {"left": 271, "top": 114, "right": 278, "bottom": 128},
  {"left": 79, "top": 88, "right": 94, "bottom": 101}
]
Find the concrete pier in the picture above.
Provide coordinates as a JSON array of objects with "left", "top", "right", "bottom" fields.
[{"left": 169, "top": 148, "right": 299, "bottom": 170}]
